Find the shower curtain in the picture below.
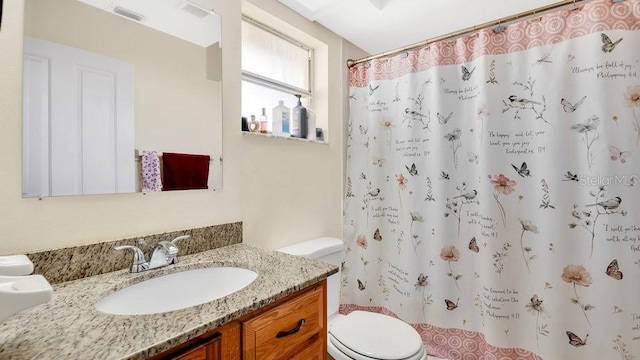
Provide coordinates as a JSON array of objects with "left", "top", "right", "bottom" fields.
[{"left": 343, "top": 0, "right": 640, "bottom": 359}]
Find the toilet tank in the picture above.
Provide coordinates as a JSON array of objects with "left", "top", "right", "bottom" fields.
[{"left": 277, "top": 237, "right": 343, "bottom": 318}]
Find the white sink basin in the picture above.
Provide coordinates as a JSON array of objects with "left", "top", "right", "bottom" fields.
[{"left": 95, "top": 267, "right": 258, "bottom": 315}]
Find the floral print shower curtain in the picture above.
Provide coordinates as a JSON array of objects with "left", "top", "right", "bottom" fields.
[{"left": 342, "top": 0, "right": 640, "bottom": 359}]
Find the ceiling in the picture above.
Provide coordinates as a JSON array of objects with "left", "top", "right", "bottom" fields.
[
  {"left": 278, "top": 0, "right": 564, "bottom": 55},
  {"left": 80, "top": 0, "right": 221, "bottom": 47}
]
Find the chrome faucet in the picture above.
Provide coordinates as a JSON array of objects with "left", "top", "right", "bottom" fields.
[
  {"left": 114, "top": 245, "right": 149, "bottom": 273},
  {"left": 115, "top": 235, "right": 190, "bottom": 273}
]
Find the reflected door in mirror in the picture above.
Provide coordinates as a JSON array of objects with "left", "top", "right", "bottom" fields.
[{"left": 23, "top": 37, "right": 134, "bottom": 197}]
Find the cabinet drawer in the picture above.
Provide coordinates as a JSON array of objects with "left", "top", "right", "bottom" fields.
[{"left": 243, "top": 285, "right": 324, "bottom": 360}]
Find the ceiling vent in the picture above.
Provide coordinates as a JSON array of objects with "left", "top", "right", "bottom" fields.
[
  {"left": 180, "top": 1, "right": 212, "bottom": 19},
  {"left": 113, "top": 5, "right": 146, "bottom": 22}
]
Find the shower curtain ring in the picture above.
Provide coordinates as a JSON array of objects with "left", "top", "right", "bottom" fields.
[
  {"left": 570, "top": 0, "right": 583, "bottom": 11},
  {"left": 530, "top": 10, "right": 542, "bottom": 23},
  {"left": 446, "top": 33, "right": 455, "bottom": 45}
]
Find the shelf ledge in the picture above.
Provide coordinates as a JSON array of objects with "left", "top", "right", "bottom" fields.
[{"left": 242, "top": 131, "right": 328, "bottom": 144}]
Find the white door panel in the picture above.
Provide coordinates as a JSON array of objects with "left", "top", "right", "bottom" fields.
[
  {"left": 23, "top": 36, "right": 134, "bottom": 197},
  {"left": 80, "top": 68, "right": 117, "bottom": 195},
  {"left": 22, "top": 55, "right": 51, "bottom": 198}
]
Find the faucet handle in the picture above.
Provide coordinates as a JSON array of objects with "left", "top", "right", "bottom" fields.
[
  {"left": 114, "top": 245, "right": 149, "bottom": 273},
  {"left": 164, "top": 235, "right": 190, "bottom": 265},
  {"left": 156, "top": 241, "right": 178, "bottom": 256},
  {"left": 171, "top": 235, "right": 190, "bottom": 246}
]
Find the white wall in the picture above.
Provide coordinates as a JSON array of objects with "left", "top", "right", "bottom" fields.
[
  {"left": 240, "top": 0, "right": 346, "bottom": 250},
  {"left": 0, "top": 0, "right": 367, "bottom": 254}
]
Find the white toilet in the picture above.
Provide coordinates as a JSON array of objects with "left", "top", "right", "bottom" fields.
[{"left": 278, "top": 237, "right": 427, "bottom": 360}]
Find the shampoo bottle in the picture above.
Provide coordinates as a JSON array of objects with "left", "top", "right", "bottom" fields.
[
  {"left": 291, "top": 95, "right": 307, "bottom": 138},
  {"left": 272, "top": 100, "right": 290, "bottom": 136}
]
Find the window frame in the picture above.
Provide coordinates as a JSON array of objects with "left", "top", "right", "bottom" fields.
[{"left": 241, "top": 15, "right": 314, "bottom": 101}]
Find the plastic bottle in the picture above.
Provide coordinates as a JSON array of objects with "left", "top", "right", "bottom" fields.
[
  {"left": 306, "top": 108, "right": 316, "bottom": 140},
  {"left": 241, "top": 117, "right": 249, "bottom": 132},
  {"left": 272, "top": 100, "right": 290, "bottom": 136},
  {"left": 291, "top": 95, "right": 307, "bottom": 138},
  {"left": 259, "top": 108, "right": 268, "bottom": 134},
  {"left": 249, "top": 115, "right": 260, "bottom": 133}
]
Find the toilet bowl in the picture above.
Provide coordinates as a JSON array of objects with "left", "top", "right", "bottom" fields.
[{"left": 277, "top": 238, "right": 427, "bottom": 360}]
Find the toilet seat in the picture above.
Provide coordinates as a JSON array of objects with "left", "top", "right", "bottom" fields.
[{"left": 328, "top": 311, "right": 426, "bottom": 360}]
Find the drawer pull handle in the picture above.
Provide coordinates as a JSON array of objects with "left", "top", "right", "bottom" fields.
[{"left": 276, "top": 319, "right": 305, "bottom": 338}]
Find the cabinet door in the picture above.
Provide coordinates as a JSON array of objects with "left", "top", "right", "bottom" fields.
[
  {"left": 218, "top": 320, "right": 241, "bottom": 360},
  {"left": 151, "top": 321, "right": 240, "bottom": 360},
  {"left": 243, "top": 284, "right": 325, "bottom": 360}
]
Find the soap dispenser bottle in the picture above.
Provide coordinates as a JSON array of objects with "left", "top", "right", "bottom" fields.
[{"left": 291, "top": 95, "right": 307, "bottom": 138}]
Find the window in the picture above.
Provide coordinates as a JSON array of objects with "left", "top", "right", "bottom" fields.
[{"left": 241, "top": 17, "right": 313, "bottom": 128}]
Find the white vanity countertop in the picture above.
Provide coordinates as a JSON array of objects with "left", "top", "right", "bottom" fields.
[{"left": 0, "top": 244, "right": 337, "bottom": 359}]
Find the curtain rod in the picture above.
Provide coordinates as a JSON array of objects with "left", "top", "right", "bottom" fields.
[{"left": 346, "top": 0, "right": 602, "bottom": 68}]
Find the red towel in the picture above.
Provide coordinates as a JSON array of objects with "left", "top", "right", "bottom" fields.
[{"left": 161, "top": 153, "right": 210, "bottom": 191}]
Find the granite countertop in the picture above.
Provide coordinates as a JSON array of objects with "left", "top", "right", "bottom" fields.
[{"left": 0, "top": 244, "right": 337, "bottom": 360}]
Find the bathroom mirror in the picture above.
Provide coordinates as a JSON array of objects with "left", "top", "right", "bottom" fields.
[{"left": 22, "top": 0, "right": 223, "bottom": 198}]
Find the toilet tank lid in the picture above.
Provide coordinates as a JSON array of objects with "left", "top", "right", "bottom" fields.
[{"left": 276, "top": 237, "right": 343, "bottom": 260}]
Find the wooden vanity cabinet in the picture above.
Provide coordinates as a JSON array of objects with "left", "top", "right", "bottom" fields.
[
  {"left": 150, "top": 280, "right": 327, "bottom": 360},
  {"left": 149, "top": 320, "right": 241, "bottom": 360}
]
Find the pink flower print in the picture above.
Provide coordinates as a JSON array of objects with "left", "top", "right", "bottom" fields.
[
  {"left": 561, "top": 264, "right": 593, "bottom": 326},
  {"left": 624, "top": 85, "right": 640, "bottom": 144},
  {"left": 356, "top": 235, "right": 368, "bottom": 249},
  {"left": 356, "top": 234, "right": 369, "bottom": 274},
  {"left": 396, "top": 174, "right": 408, "bottom": 190},
  {"left": 623, "top": 85, "right": 640, "bottom": 108},
  {"left": 490, "top": 174, "right": 516, "bottom": 227},
  {"left": 561, "top": 264, "right": 592, "bottom": 287},
  {"left": 440, "top": 245, "right": 460, "bottom": 262},
  {"left": 491, "top": 174, "right": 517, "bottom": 195},
  {"left": 440, "top": 245, "right": 461, "bottom": 291}
]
